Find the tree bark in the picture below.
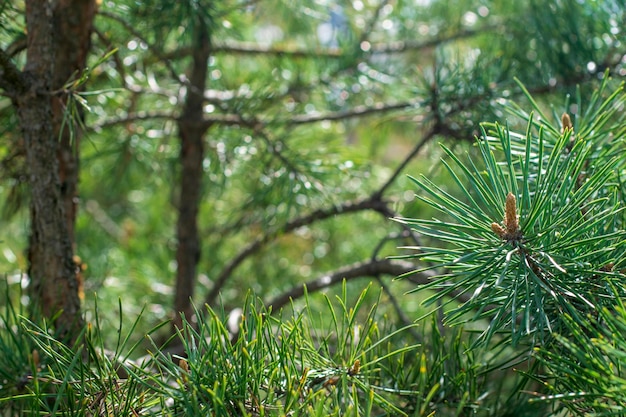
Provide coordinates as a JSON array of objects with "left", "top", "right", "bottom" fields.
[
  {"left": 51, "top": 0, "right": 97, "bottom": 247},
  {"left": 18, "top": 0, "right": 85, "bottom": 339},
  {"left": 173, "top": 17, "right": 211, "bottom": 328}
]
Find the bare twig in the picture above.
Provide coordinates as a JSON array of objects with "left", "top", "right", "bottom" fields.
[
  {"left": 288, "top": 100, "right": 419, "bottom": 125},
  {"left": 358, "top": 0, "right": 390, "bottom": 45},
  {"left": 369, "top": 27, "right": 496, "bottom": 54},
  {"left": 376, "top": 276, "right": 421, "bottom": 341},
  {"left": 370, "top": 231, "right": 413, "bottom": 260},
  {"left": 214, "top": 42, "right": 343, "bottom": 59},
  {"left": 92, "top": 111, "right": 175, "bottom": 130},
  {"left": 265, "top": 258, "right": 432, "bottom": 311},
  {"left": 374, "top": 127, "right": 436, "bottom": 198},
  {"left": 93, "top": 28, "right": 128, "bottom": 89},
  {"left": 160, "top": 27, "right": 492, "bottom": 60},
  {"left": 204, "top": 195, "right": 394, "bottom": 306},
  {"left": 97, "top": 10, "right": 187, "bottom": 87},
  {"left": 265, "top": 257, "right": 490, "bottom": 318},
  {"left": 92, "top": 111, "right": 246, "bottom": 130}
]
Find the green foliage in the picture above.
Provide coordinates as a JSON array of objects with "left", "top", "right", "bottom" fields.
[
  {"left": 134, "top": 283, "right": 422, "bottom": 416},
  {"left": 4, "top": 0, "right": 625, "bottom": 337},
  {"left": 532, "top": 295, "right": 626, "bottom": 415},
  {"left": 397, "top": 76, "right": 626, "bottom": 414},
  {"left": 397, "top": 76, "right": 626, "bottom": 347},
  {"left": 0, "top": 279, "right": 36, "bottom": 417},
  {"left": 0, "top": 280, "right": 549, "bottom": 416},
  {"left": 3, "top": 0, "right": 626, "bottom": 415}
]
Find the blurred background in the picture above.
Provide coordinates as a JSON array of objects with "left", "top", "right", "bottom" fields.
[{"left": 1, "top": 0, "right": 624, "bottom": 342}]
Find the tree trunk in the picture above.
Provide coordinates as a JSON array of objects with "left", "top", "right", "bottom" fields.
[
  {"left": 173, "top": 18, "right": 211, "bottom": 328},
  {"left": 18, "top": 0, "right": 84, "bottom": 340},
  {"left": 51, "top": 0, "right": 97, "bottom": 248}
]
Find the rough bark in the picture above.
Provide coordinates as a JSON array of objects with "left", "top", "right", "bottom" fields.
[
  {"left": 173, "top": 18, "right": 211, "bottom": 328},
  {"left": 18, "top": 0, "right": 84, "bottom": 339},
  {"left": 50, "top": 0, "right": 97, "bottom": 245}
]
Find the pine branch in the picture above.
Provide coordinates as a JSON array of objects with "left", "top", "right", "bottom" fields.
[
  {"left": 203, "top": 123, "right": 438, "bottom": 307},
  {"left": 374, "top": 127, "right": 436, "bottom": 198},
  {"left": 288, "top": 100, "right": 419, "bottom": 125},
  {"left": 160, "top": 27, "right": 492, "bottom": 60},
  {"left": 369, "top": 26, "right": 496, "bottom": 54},
  {"left": 93, "top": 28, "right": 129, "bottom": 91},
  {"left": 97, "top": 10, "right": 187, "bottom": 87},
  {"left": 358, "top": 0, "right": 390, "bottom": 45},
  {"left": 376, "top": 276, "right": 421, "bottom": 340},
  {"left": 214, "top": 42, "right": 342, "bottom": 59},
  {"left": 95, "top": 98, "right": 419, "bottom": 137},
  {"left": 92, "top": 110, "right": 177, "bottom": 129},
  {"left": 92, "top": 111, "right": 247, "bottom": 130},
  {"left": 204, "top": 195, "right": 394, "bottom": 306},
  {"left": 265, "top": 258, "right": 431, "bottom": 311}
]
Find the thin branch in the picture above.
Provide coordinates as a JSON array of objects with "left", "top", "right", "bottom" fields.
[
  {"left": 358, "top": 0, "right": 390, "bottom": 45},
  {"left": 91, "top": 111, "right": 247, "bottom": 130},
  {"left": 369, "top": 26, "right": 496, "bottom": 54},
  {"left": 248, "top": 121, "right": 305, "bottom": 178},
  {"left": 266, "top": 258, "right": 485, "bottom": 316},
  {"left": 288, "top": 100, "right": 419, "bottom": 125},
  {"left": 161, "top": 27, "right": 493, "bottom": 61},
  {"left": 92, "top": 110, "right": 177, "bottom": 130},
  {"left": 97, "top": 10, "right": 187, "bottom": 87},
  {"left": 374, "top": 127, "right": 437, "bottom": 198},
  {"left": 376, "top": 276, "right": 421, "bottom": 341},
  {"left": 265, "top": 258, "right": 432, "bottom": 311},
  {"left": 204, "top": 100, "right": 421, "bottom": 131},
  {"left": 214, "top": 42, "right": 343, "bottom": 59},
  {"left": 93, "top": 28, "right": 128, "bottom": 90},
  {"left": 370, "top": 231, "right": 410, "bottom": 260},
  {"left": 204, "top": 196, "right": 393, "bottom": 306}
]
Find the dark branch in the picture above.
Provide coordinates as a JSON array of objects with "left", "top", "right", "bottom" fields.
[
  {"left": 97, "top": 10, "right": 187, "bottom": 87},
  {"left": 376, "top": 276, "right": 421, "bottom": 341},
  {"left": 265, "top": 258, "right": 432, "bottom": 311},
  {"left": 358, "top": 0, "right": 389, "bottom": 45},
  {"left": 161, "top": 27, "right": 492, "bottom": 61},
  {"left": 204, "top": 100, "right": 421, "bottom": 131},
  {"left": 92, "top": 111, "right": 250, "bottom": 130},
  {"left": 214, "top": 42, "right": 342, "bottom": 59},
  {"left": 369, "top": 26, "right": 495, "bottom": 54},
  {"left": 288, "top": 100, "right": 419, "bottom": 125},
  {"left": 266, "top": 257, "right": 486, "bottom": 315},
  {"left": 204, "top": 196, "right": 394, "bottom": 306},
  {"left": 374, "top": 127, "right": 437, "bottom": 198},
  {"left": 92, "top": 110, "right": 176, "bottom": 130},
  {"left": 93, "top": 28, "right": 129, "bottom": 90}
]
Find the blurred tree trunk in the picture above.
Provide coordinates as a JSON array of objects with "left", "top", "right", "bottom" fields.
[
  {"left": 17, "top": 0, "right": 96, "bottom": 339},
  {"left": 173, "top": 17, "right": 211, "bottom": 328}
]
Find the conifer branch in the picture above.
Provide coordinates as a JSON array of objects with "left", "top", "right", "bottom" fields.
[
  {"left": 204, "top": 195, "right": 395, "bottom": 306},
  {"left": 265, "top": 259, "right": 432, "bottom": 311},
  {"left": 160, "top": 27, "right": 492, "bottom": 60},
  {"left": 287, "top": 100, "right": 419, "bottom": 125}
]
